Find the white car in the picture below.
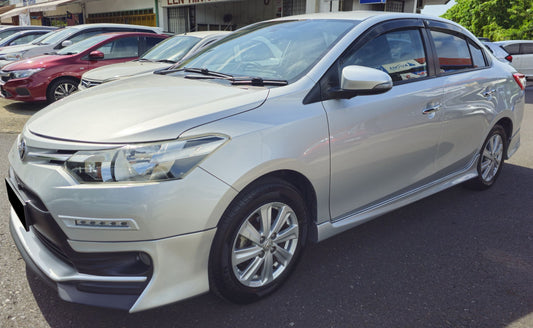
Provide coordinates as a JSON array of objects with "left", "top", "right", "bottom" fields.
[
  {"left": 79, "top": 31, "right": 230, "bottom": 90},
  {"left": 495, "top": 40, "right": 533, "bottom": 78},
  {"left": 6, "top": 12, "right": 525, "bottom": 312},
  {"left": 0, "top": 23, "right": 163, "bottom": 68}
]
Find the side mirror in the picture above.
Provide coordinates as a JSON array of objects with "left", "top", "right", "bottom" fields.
[
  {"left": 88, "top": 50, "right": 104, "bottom": 60},
  {"left": 328, "top": 65, "right": 393, "bottom": 99},
  {"left": 61, "top": 40, "right": 73, "bottom": 48}
]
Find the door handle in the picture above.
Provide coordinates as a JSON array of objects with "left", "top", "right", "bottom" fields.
[
  {"left": 483, "top": 89, "right": 496, "bottom": 97},
  {"left": 422, "top": 104, "right": 441, "bottom": 115}
]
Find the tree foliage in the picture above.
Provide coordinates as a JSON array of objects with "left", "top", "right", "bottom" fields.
[{"left": 442, "top": 0, "right": 533, "bottom": 41}]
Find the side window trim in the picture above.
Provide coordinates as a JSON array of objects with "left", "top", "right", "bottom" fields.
[
  {"left": 304, "top": 18, "right": 432, "bottom": 104},
  {"left": 426, "top": 26, "right": 490, "bottom": 77}
]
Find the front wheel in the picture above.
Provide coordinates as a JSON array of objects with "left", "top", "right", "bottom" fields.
[
  {"left": 47, "top": 77, "right": 79, "bottom": 103},
  {"left": 209, "top": 178, "right": 308, "bottom": 303},
  {"left": 464, "top": 125, "right": 507, "bottom": 190}
]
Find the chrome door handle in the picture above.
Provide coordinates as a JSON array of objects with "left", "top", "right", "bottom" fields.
[
  {"left": 422, "top": 104, "right": 441, "bottom": 115},
  {"left": 483, "top": 89, "right": 496, "bottom": 97}
]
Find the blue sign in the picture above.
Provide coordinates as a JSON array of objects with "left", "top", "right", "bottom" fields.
[{"left": 360, "top": 0, "right": 386, "bottom": 3}]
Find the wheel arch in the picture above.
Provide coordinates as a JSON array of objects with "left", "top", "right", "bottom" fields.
[
  {"left": 493, "top": 117, "right": 513, "bottom": 158},
  {"left": 46, "top": 75, "right": 80, "bottom": 98},
  {"left": 220, "top": 170, "right": 319, "bottom": 243}
]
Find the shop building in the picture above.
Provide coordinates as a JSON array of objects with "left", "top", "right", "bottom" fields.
[{"left": 1, "top": 0, "right": 448, "bottom": 31}]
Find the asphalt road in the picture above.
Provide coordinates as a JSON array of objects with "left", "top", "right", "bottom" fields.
[{"left": 1, "top": 88, "right": 533, "bottom": 328}]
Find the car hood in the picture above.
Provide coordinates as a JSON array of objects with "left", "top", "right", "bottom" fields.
[
  {"left": 0, "top": 43, "right": 39, "bottom": 55},
  {"left": 27, "top": 73, "right": 269, "bottom": 144},
  {"left": 2, "top": 54, "right": 67, "bottom": 71},
  {"left": 83, "top": 60, "right": 171, "bottom": 82}
]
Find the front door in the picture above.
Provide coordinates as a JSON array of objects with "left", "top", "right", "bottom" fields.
[{"left": 322, "top": 25, "right": 444, "bottom": 220}]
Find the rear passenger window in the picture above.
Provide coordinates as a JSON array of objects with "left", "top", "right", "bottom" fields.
[
  {"left": 469, "top": 42, "right": 487, "bottom": 68},
  {"left": 431, "top": 30, "right": 483, "bottom": 73},
  {"left": 520, "top": 43, "right": 533, "bottom": 54},
  {"left": 502, "top": 43, "right": 519, "bottom": 55},
  {"left": 342, "top": 29, "right": 428, "bottom": 82}
]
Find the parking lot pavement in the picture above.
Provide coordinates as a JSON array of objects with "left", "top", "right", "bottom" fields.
[
  {"left": 0, "top": 86, "right": 532, "bottom": 328},
  {"left": 0, "top": 98, "right": 45, "bottom": 134}
]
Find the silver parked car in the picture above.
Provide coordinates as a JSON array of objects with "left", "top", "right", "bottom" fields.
[
  {"left": 5, "top": 12, "right": 526, "bottom": 312},
  {"left": 495, "top": 40, "right": 533, "bottom": 79},
  {"left": 79, "top": 31, "right": 230, "bottom": 90}
]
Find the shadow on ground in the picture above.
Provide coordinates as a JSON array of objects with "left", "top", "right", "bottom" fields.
[
  {"left": 25, "top": 163, "right": 533, "bottom": 328},
  {"left": 3, "top": 101, "right": 46, "bottom": 115}
]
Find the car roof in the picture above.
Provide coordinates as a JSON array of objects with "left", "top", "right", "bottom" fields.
[
  {"left": 178, "top": 31, "right": 231, "bottom": 39},
  {"left": 495, "top": 40, "right": 533, "bottom": 45},
  {"left": 66, "top": 23, "right": 162, "bottom": 33}
]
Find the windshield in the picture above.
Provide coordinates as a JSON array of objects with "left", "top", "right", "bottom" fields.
[
  {"left": 177, "top": 19, "right": 357, "bottom": 82},
  {"left": 57, "top": 34, "right": 109, "bottom": 55},
  {"left": 142, "top": 35, "right": 201, "bottom": 62},
  {"left": 36, "top": 27, "right": 75, "bottom": 45},
  {"left": 0, "top": 29, "right": 20, "bottom": 40},
  {"left": 30, "top": 32, "right": 52, "bottom": 45}
]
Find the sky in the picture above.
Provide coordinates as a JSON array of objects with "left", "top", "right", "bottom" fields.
[{"left": 421, "top": 0, "right": 457, "bottom": 17}]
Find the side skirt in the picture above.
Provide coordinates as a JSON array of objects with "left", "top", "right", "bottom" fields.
[{"left": 315, "top": 155, "right": 479, "bottom": 242}]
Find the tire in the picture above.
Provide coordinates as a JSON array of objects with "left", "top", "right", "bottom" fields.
[
  {"left": 464, "top": 125, "right": 507, "bottom": 190},
  {"left": 209, "top": 177, "right": 308, "bottom": 303},
  {"left": 47, "top": 77, "right": 79, "bottom": 103}
]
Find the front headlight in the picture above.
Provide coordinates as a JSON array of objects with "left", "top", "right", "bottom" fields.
[
  {"left": 1, "top": 51, "right": 28, "bottom": 61},
  {"left": 9, "top": 68, "right": 44, "bottom": 79},
  {"left": 65, "top": 135, "right": 228, "bottom": 183}
]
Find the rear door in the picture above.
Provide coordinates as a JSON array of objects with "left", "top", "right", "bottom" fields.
[
  {"left": 320, "top": 19, "right": 444, "bottom": 220},
  {"left": 426, "top": 21, "right": 500, "bottom": 179}
]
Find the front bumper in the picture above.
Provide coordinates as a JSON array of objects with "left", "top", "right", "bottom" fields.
[
  {"left": 8, "top": 190, "right": 217, "bottom": 312},
  {"left": 6, "top": 132, "right": 237, "bottom": 311},
  {"left": 0, "top": 75, "right": 47, "bottom": 102}
]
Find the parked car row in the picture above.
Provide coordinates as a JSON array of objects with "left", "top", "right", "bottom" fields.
[
  {"left": 5, "top": 11, "right": 525, "bottom": 313},
  {"left": 481, "top": 39, "right": 533, "bottom": 79}
]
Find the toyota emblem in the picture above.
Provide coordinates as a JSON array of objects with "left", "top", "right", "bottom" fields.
[{"left": 18, "top": 137, "right": 26, "bottom": 161}]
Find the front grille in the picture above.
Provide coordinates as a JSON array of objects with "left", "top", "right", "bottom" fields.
[
  {"left": 23, "top": 147, "right": 76, "bottom": 165},
  {"left": 80, "top": 79, "right": 101, "bottom": 88},
  {"left": 1, "top": 86, "right": 12, "bottom": 98}
]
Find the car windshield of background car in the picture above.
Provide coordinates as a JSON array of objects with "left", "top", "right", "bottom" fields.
[
  {"left": 0, "top": 29, "right": 21, "bottom": 40},
  {"left": 36, "top": 27, "right": 75, "bottom": 45},
  {"left": 178, "top": 19, "right": 358, "bottom": 82},
  {"left": 30, "top": 31, "right": 54, "bottom": 45},
  {"left": 56, "top": 34, "right": 109, "bottom": 55},
  {"left": 141, "top": 35, "right": 201, "bottom": 63}
]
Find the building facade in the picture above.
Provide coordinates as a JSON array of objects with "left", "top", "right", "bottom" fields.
[{"left": 1, "top": 0, "right": 449, "bottom": 31}]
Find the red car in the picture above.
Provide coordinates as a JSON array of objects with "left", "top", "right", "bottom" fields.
[{"left": 0, "top": 32, "right": 167, "bottom": 103}]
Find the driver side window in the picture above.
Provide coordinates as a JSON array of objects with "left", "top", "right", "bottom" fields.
[{"left": 341, "top": 29, "right": 428, "bottom": 82}]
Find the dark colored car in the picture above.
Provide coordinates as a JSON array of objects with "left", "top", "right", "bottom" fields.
[{"left": 0, "top": 32, "right": 167, "bottom": 103}]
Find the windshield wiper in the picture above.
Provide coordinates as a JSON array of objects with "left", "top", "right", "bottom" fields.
[
  {"left": 183, "top": 67, "right": 233, "bottom": 79},
  {"left": 157, "top": 59, "right": 176, "bottom": 64},
  {"left": 58, "top": 52, "right": 77, "bottom": 55},
  {"left": 230, "top": 77, "right": 288, "bottom": 86},
  {"left": 135, "top": 58, "right": 153, "bottom": 62}
]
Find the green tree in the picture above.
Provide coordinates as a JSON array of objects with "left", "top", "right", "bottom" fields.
[{"left": 442, "top": 0, "right": 533, "bottom": 41}]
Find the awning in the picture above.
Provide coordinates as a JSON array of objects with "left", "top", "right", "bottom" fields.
[{"left": 0, "top": 0, "right": 76, "bottom": 19}]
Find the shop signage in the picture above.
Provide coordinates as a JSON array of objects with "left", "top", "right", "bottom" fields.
[
  {"left": 165, "top": 0, "right": 232, "bottom": 6},
  {"left": 360, "top": 0, "right": 386, "bottom": 3}
]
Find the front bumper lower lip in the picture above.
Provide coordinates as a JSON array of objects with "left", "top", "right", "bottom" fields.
[{"left": 9, "top": 207, "right": 147, "bottom": 310}]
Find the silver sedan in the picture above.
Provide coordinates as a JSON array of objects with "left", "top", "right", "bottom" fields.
[{"left": 5, "top": 11, "right": 525, "bottom": 312}]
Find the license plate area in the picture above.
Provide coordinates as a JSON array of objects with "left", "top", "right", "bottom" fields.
[{"left": 5, "top": 178, "right": 29, "bottom": 230}]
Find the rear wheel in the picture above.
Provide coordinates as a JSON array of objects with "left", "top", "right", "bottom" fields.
[
  {"left": 465, "top": 125, "right": 507, "bottom": 190},
  {"left": 47, "top": 77, "right": 79, "bottom": 103},
  {"left": 209, "top": 178, "right": 308, "bottom": 303}
]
